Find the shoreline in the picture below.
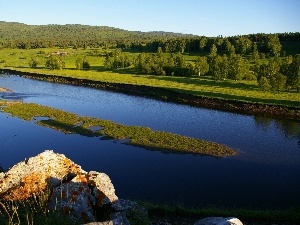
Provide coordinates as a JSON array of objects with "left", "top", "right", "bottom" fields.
[
  {"left": 0, "top": 86, "right": 11, "bottom": 92},
  {"left": 1, "top": 68, "right": 299, "bottom": 121}
]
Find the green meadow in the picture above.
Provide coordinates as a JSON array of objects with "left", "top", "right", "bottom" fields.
[{"left": 0, "top": 48, "right": 299, "bottom": 108}]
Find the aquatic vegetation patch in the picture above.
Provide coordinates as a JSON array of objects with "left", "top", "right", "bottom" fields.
[{"left": 0, "top": 101, "right": 236, "bottom": 157}]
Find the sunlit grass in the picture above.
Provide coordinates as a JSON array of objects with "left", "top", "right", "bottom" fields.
[
  {"left": 0, "top": 101, "right": 236, "bottom": 157},
  {"left": 1, "top": 48, "right": 299, "bottom": 108},
  {"left": 0, "top": 190, "right": 78, "bottom": 225}
]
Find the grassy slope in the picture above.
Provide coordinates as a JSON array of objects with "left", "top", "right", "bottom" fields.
[{"left": 0, "top": 48, "right": 299, "bottom": 108}]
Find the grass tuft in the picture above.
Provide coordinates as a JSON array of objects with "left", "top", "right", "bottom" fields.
[{"left": 0, "top": 191, "right": 79, "bottom": 225}]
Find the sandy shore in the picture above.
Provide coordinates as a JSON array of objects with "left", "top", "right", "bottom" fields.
[{"left": 0, "top": 87, "right": 11, "bottom": 92}]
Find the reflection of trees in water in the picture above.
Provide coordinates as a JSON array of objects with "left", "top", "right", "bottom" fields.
[{"left": 254, "top": 116, "right": 300, "bottom": 146}]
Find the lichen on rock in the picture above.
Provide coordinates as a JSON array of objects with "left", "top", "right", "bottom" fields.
[{"left": 0, "top": 150, "right": 122, "bottom": 223}]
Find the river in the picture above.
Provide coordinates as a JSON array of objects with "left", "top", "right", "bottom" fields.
[{"left": 0, "top": 74, "right": 300, "bottom": 209}]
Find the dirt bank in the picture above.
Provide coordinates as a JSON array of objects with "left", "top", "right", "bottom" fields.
[{"left": 1, "top": 68, "right": 299, "bottom": 121}]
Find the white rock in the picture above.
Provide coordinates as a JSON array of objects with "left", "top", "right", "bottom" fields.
[{"left": 194, "top": 217, "right": 243, "bottom": 225}]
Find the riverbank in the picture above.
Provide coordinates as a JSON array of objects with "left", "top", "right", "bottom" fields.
[{"left": 1, "top": 68, "right": 299, "bottom": 120}]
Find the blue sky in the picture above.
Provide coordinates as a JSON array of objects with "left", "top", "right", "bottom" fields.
[{"left": 0, "top": 0, "right": 299, "bottom": 37}]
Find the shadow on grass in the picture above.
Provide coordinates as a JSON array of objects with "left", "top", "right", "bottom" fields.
[
  {"left": 90, "top": 65, "right": 106, "bottom": 71},
  {"left": 111, "top": 67, "right": 137, "bottom": 74},
  {"left": 37, "top": 119, "right": 96, "bottom": 137},
  {"left": 167, "top": 85, "right": 300, "bottom": 107},
  {"left": 140, "top": 75, "right": 259, "bottom": 91},
  {"left": 135, "top": 75, "right": 300, "bottom": 107}
]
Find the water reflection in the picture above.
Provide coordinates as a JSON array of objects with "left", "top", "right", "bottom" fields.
[
  {"left": 0, "top": 74, "right": 300, "bottom": 209},
  {"left": 0, "top": 92, "right": 38, "bottom": 100},
  {"left": 254, "top": 116, "right": 300, "bottom": 146}
]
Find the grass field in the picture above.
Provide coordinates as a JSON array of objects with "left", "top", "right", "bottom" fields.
[{"left": 0, "top": 48, "right": 299, "bottom": 108}]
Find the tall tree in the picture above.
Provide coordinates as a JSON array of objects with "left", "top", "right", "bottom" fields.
[
  {"left": 265, "top": 35, "right": 282, "bottom": 57},
  {"left": 270, "top": 73, "right": 287, "bottom": 91},
  {"left": 199, "top": 36, "right": 207, "bottom": 52},
  {"left": 222, "top": 39, "right": 235, "bottom": 56},
  {"left": 287, "top": 54, "right": 300, "bottom": 92},
  {"left": 228, "top": 55, "right": 249, "bottom": 80},
  {"left": 209, "top": 55, "right": 228, "bottom": 80},
  {"left": 194, "top": 56, "right": 209, "bottom": 76},
  {"left": 234, "top": 37, "right": 252, "bottom": 55},
  {"left": 209, "top": 44, "right": 218, "bottom": 57},
  {"left": 251, "top": 43, "right": 259, "bottom": 60},
  {"left": 172, "top": 53, "right": 185, "bottom": 68},
  {"left": 258, "top": 76, "right": 271, "bottom": 91},
  {"left": 256, "top": 58, "right": 281, "bottom": 80}
]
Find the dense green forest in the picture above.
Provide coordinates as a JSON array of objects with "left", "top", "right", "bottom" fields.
[
  {"left": 1, "top": 21, "right": 300, "bottom": 92},
  {"left": 0, "top": 21, "right": 193, "bottom": 49}
]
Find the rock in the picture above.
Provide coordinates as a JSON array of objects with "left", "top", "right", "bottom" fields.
[
  {"left": 0, "top": 150, "right": 82, "bottom": 200},
  {"left": 0, "top": 87, "right": 11, "bottom": 92},
  {"left": 0, "top": 150, "right": 123, "bottom": 223},
  {"left": 49, "top": 181, "right": 95, "bottom": 222},
  {"left": 194, "top": 217, "right": 243, "bottom": 225},
  {"left": 118, "top": 199, "right": 148, "bottom": 223}
]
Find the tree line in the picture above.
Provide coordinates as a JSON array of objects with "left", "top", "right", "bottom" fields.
[
  {"left": 103, "top": 47, "right": 300, "bottom": 92},
  {"left": 1, "top": 21, "right": 300, "bottom": 92},
  {"left": 0, "top": 21, "right": 299, "bottom": 55},
  {"left": 0, "top": 22, "right": 192, "bottom": 49}
]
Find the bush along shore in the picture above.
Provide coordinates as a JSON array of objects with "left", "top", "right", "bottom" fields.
[
  {"left": 0, "top": 100, "right": 236, "bottom": 157},
  {"left": 1, "top": 68, "right": 299, "bottom": 121}
]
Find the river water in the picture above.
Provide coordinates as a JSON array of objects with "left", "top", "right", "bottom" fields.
[{"left": 0, "top": 74, "right": 300, "bottom": 209}]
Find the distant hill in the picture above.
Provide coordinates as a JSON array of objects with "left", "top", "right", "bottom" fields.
[
  {"left": 0, "top": 21, "right": 195, "bottom": 48},
  {"left": 0, "top": 21, "right": 299, "bottom": 55}
]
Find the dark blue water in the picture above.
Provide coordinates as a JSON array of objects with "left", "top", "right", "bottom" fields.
[{"left": 1, "top": 74, "right": 300, "bottom": 209}]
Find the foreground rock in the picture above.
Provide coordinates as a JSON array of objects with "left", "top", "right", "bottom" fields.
[
  {"left": 0, "top": 150, "right": 126, "bottom": 223},
  {"left": 0, "top": 150, "right": 244, "bottom": 224}
]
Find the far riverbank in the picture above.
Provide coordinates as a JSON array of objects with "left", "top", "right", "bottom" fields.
[{"left": 1, "top": 68, "right": 299, "bottom": 121}]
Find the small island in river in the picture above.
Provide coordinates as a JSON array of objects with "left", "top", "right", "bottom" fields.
[{"left": 0, "top": 87, "right": 11, "bottom": 92}]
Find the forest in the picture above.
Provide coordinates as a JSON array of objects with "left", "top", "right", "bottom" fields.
[{"left": 1, "top": 21, "right": 300, "bottom": 93}]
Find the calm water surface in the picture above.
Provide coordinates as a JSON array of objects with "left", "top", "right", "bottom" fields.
[{"left": 0, "top": 74, "right": 300, "bottom": 209}]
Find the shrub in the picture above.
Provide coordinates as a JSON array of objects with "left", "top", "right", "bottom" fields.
[
  {"left": 45, "top": 55, "right": 65, "bottom": 70},
  {"left": 242, "top": 72, "right": 257, "bottom": 81},
  {"left": 75, "top": 57, "right": 90, "bottom": 70},
  {"left": 29, "top": 57, "right": 39, "bottom": 68},
  {"left": 258, "top": 76, "right": 271, "bottom": 91}
]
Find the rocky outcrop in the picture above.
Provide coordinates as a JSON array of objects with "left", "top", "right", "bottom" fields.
[
  {"left": 0, "top": 150, "right": 122, "bottom": 223},
  {"left": 0, "top": 150, "right": 244, "bottom": 225}
]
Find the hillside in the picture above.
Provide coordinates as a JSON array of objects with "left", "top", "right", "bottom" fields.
[{"left": 0, "top": 21, "right": 194, "bottom": 49}]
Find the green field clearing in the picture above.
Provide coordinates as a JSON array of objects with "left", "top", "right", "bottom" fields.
[{"left": 0, "top": 48, "right": 299, "bottom": 108}]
